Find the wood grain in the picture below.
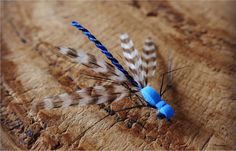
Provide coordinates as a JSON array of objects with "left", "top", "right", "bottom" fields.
[{"left": 1, "top": 1, "right": 236, "bottom": 150}]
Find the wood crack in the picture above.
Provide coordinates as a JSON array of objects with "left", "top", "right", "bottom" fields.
[{"left": 201, "top": 133, "right": 213, "bottom": 150}]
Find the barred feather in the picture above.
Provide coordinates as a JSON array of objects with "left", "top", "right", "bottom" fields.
[
  {"left": 120, "top": 33, "right": 143, "bottom": 86},
  {"left": 31, "top": 85, "right": 130, "bottom": 113},
  {"left": 141, "top": 37, "right": 157, "bottom": 85},
  {"left": 31, "top": 92, "right": 78, "bottom": 113},
  {"left": 58, "top": 47, "right": 126, "bottom": 83}
]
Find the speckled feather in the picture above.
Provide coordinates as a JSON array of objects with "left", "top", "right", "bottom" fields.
[
  {"left": 31, "top": 47, "right": 132, "bottom": 113},
  {"left": 32, "top": 84, "right": 130, "bottom": 113},
  {"left": 58, "top": 47, "right": 128, "bottom": 83}
]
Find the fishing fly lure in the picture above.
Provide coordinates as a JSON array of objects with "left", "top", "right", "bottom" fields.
[{"left": 33, "top": 21, "right": 175, "bottom": 121}]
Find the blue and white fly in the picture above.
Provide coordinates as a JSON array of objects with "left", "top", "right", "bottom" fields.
[{"left": 33, "top": 21, "right": 175, "bottom": 121}]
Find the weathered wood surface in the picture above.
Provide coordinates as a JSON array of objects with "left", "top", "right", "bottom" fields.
[{"left": 1, "top": 1, "right": 236, "bottom": 150}]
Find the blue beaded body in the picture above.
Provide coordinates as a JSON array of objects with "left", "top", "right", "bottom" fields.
[{"left": 140, "top": 86, "right": 174, "bottom": 120}]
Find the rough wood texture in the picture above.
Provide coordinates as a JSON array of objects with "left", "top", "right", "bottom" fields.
[{"left": 1, "top": 1, "right": 236, "bottom": 150}]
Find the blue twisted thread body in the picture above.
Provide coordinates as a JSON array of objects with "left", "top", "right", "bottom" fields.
[{"left": 71, "top": 21, "right": 139, "bottom": 88}]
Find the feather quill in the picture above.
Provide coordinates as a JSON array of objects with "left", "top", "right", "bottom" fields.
[{"left": 167, "top": 49, "right": 173, "bottom": 87}]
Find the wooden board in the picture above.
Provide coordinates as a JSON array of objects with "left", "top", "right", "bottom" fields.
[{"left": 1, "top": 1, "right": 236, "bottom": 150}]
